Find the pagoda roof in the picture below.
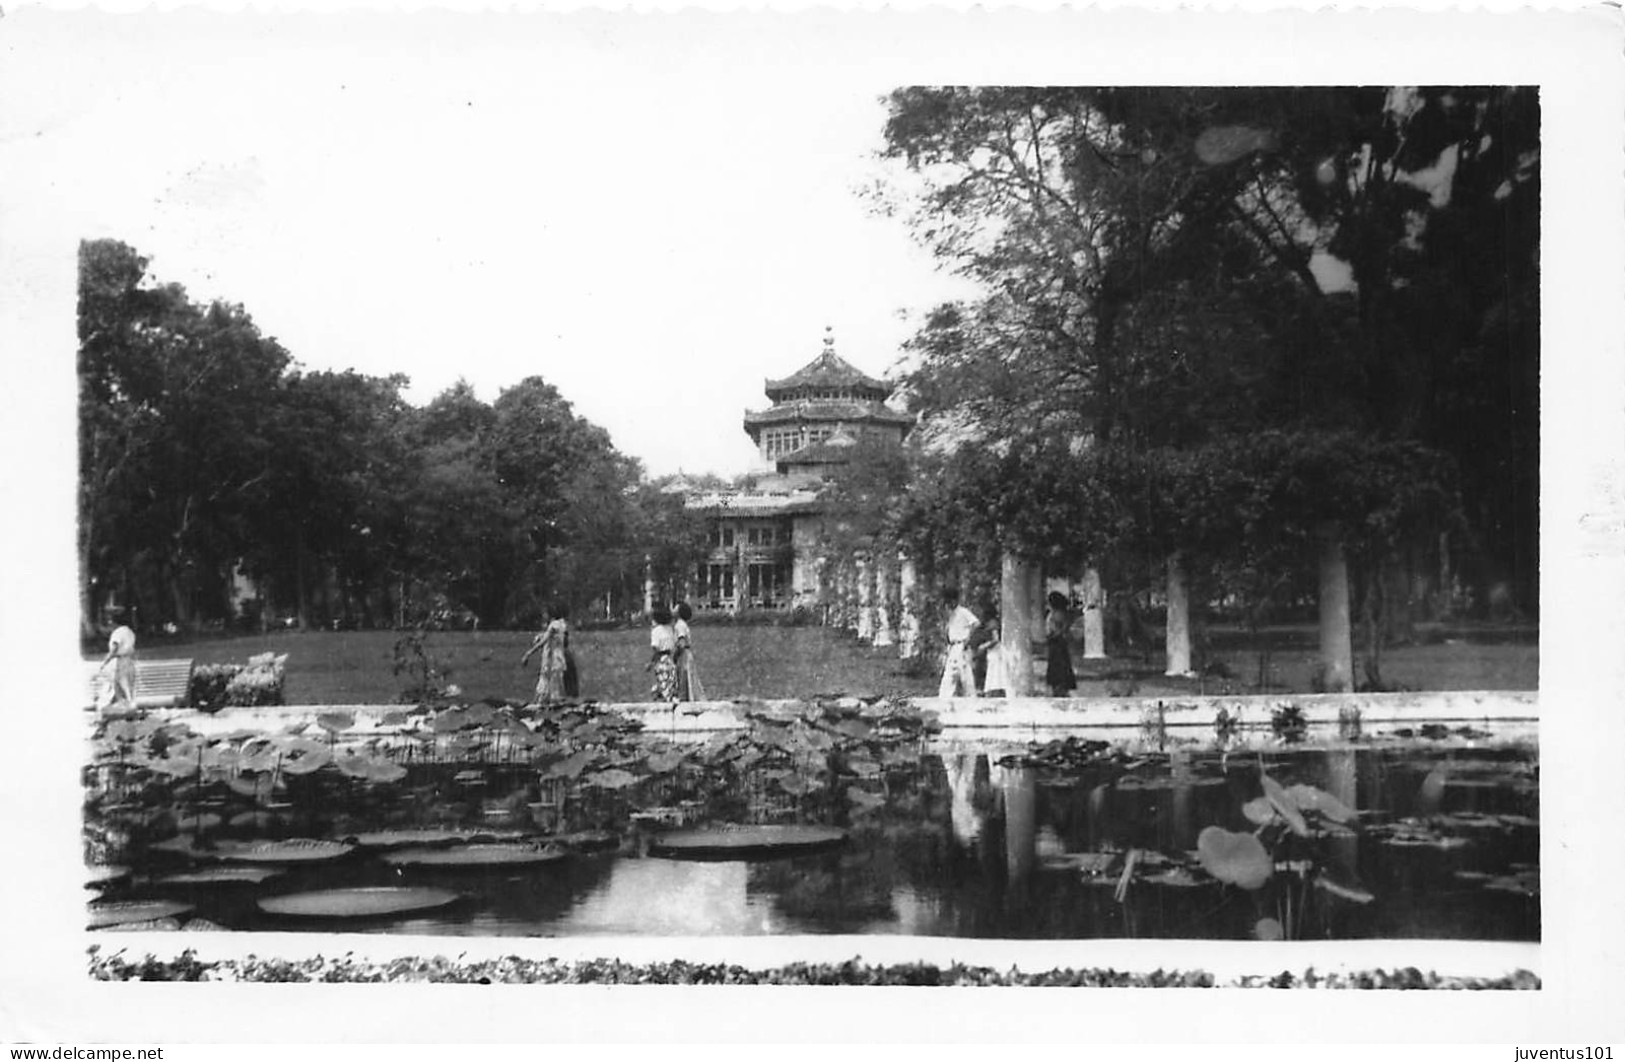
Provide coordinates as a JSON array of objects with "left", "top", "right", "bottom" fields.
[
  {"left": 764, "top": 331, "right": 892, "bottom": 397},
  {"left": 743, "top": 400, "right": 914, "bottom": 429}
]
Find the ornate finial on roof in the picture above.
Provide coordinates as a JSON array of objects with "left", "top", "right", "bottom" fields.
[{"left": 823, "top": 326, "right": 835, "bottom": 353}]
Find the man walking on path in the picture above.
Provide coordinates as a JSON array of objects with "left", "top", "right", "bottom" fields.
[
  {"left": 98, "top": 608, "right": 137, "bottom": 711},
  {"left": 938, "top": 588, "right": 980, "bottom": 698}
]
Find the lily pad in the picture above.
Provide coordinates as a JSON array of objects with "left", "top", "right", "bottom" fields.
[
  {"left": 84, "top": 864, "right": 131, "bottom": 889},
  {"left": 1283, "top": 784, "right": 1358, "bottom": 824},
  {"left": 556, "top": 830, "right": 620, "bottom": 852},
  {"left": 102, "top": 917, "right": 183, "bottom": 932},
  {"left": 342, "top": 828, "right": 492, "bottom": 849},
  {"left": 1314, "top": 872, "right": 1375, "bottom": 904},
  {"left": 257, "top": 886, "right": 462, "bottom": 919},
  {"left": 650, "top": 824, "right": 848, "bottom": 860},
  {"left": 88, "top": 899, "right": 194, "bottom": 929},
  {"left": 381, "top": 843, "right": 568, "bottom": 868},
  {"left": 1259, "top": 772, "right": 1310, "bottom": 837},
  {"left": 584, "top": 768, "right": 641, "bottom": 790},
  {"left": 214, "top": 838, "right": 356, "bottom": 864},
  {"left": 1140, "top": 866, "right": 1210, "bottom": 888},
  {"left": 277, "top": 738, "right": 333, "bottom": 776},
  {"left": 155, "top": 866, "right": 284, "bottom": 886},
  {"left": 1241, "top": 797, "right": 1277, "bottom": 826},
  {"left": 1196, "top": 826, "right": 1273, "bottom": 890},
  {"left": 316, "top": 712, "right": 356, "bottom": 734},
  {"left": 182, "top": 918, "right": 228, "bottom": 931}
]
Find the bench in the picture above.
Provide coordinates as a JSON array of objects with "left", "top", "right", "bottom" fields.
[{"left": 84, "top": 658, "right": 195, "bottom": 710}]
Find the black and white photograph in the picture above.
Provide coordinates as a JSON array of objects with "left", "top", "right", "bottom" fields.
[{"left": 1, "top": 0, "right": 1621, "bottom": 1047}]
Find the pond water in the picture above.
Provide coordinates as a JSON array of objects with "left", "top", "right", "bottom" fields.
[{"left": 92, "top": 741, "right": 1538, "bottom": 941}]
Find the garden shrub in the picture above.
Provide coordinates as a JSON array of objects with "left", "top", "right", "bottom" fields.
[{"left": 189, "top": 653, "right": 288, "bottom": 711}]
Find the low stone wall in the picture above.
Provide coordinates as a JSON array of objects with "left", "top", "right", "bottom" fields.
[{"left": 138, "top": 689, "right": 1538, "bottom": 749}]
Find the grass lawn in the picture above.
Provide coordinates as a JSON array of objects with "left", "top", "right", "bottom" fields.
[{"left": 121, "top": 621, "right": 1539, "bottom": 706}]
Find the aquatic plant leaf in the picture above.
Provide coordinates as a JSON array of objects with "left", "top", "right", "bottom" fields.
[
  {"left": 650, "top": 824, "right": 847, "bottom": 860},
  {"left": 173, "top": 812, "right": 223, "bottom": 833},
  {"left": 258, "top": 887, "right": 461, "bottom": 919},
  {"left": 833, "top": 719, "right": 874, "bottom": 741},
  {"left": 316, "top": 712, "right": 356, "bottom": 734},
  {"left": 225, "top": 775, "right": 262, "bottom": 798},
  {"left": 1141, "top": 866, "right": 1210, "bottom": 888},
  {"left": 1285, "top": 784, "right": 1358, "bottom": 824},
  {"left": 645, "top": 750, "right": 688, "bottom": 775},
  {"left": 846, "top": 786, "right": 885, "bottom": 812},
  {"left": 1241, "top": 797, "right": 1277, "bottom": 827},
  {"left": 363, "top": 760, "right": 408, "bottom": 783},
  {"left": 88, "top": 899, "right": 193, "bottom": 929},
  {"left": 156, "top": 866, "right": 283, "bottom": 886},
  {"left": 584, "top": 768, "right": 640, "bottom": 790},
  {"left": 1418, "top": 764, "right": 1449, "bottom": 814},
  {"left": 462, "top": 704, "right": 497, "bottom": 728},
  {"left": 1196, "top": 826, "right": 1273, "bottom": 890},
  {"left": 432, "top": 708, "right": 469, "bottom": 733},
  {"left": 1314, "top": 872, "right": 1375, "bottom": 905},
  {"left": 84, "top": 864, "right": 131, "bottom": 888},
  {"left": 214, "top": 838, "right": 355, "bottom": 863},
  {"left": 380, "top": 843, "right": 567, "bottom": 867},
  {"left": 1259, "top": 772, "right": 1310, "bottom": 837},
  {"left": 541, "top": 750, "right": 597, "bottom": 780},
  {"left": 279, "top": 739, "right": 333, "bottom": 776}
]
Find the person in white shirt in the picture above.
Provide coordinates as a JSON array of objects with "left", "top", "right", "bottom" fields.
[
  {"left": 938, "top": 588, "right": 980, "bottom": 697},
  {"left": 98, "top": 609, "right": 137, "bottom": 711},
  {"left": 645, "top": 606, "right": 679, "bottom": 703}
]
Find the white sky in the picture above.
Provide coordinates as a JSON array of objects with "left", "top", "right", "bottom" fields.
[{"left": 4, "top": 13, "right": 977, "bottom": 477}]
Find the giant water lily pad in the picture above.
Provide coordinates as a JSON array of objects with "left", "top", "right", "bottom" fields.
[
  {"left": 316, "top": 712, "right": 356, "bottom": 734},
  {"left": 214, "top": 838, "right": 355, "bottom": 863},
  {"left": 276, "top": 738, "right": 333, "bottom": 776},
  {"left": 84, "top": 864, "right": 131, "bottom": 889},
  {"left": 155, "top": 866, "right": 284, "bottom": 886},
  {"left": 342, "top": 828, "right": 497, "bottom": 849},
  {"left": 381, "top": 843, "right": 567, "bottom": 868},
  {"left": 1196, "top": 826, "right": 1273, "bottom": 890},
  {"left": 88, "top": 899, "right": 194, "bottom": 929},
  {"left": 257, "top": 886, "right": 461, "bottom": 919},
  {"left": 650, "top": 824, "right": 848, "bottom": 860}
]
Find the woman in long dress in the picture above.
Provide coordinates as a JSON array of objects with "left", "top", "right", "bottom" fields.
[
  {"left": 646, "top": 606, "right": 679, "bottom": 703},
  {"left": 1044, "top": 592, "right": 1078, "bottom": 697},
  {"left": 520, "top": 603, "right": 571, "bottom": 705},
  {"left": 673, "top": 602, "right": 705, "bottom": 701}
]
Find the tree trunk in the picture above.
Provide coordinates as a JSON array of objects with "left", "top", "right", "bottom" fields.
[
  {"left": 1165, "top": 553, "right": 1193, "bottom": 677},
  {"left": 1081, "top": 567, "right": 1106, "bottom": 659},
  {"left": 1317, "top": 525, "right": 1354, "bottom": 692},
  {"left": 898, "top": 553, "right": 920, "bottom": 660},
  {"left": 873, "top": 555, "right": 895, "bottom": 648},
  {"left": 1000, "top": 550, "right": 1038, "bottom": 696},
  {"left": 294, "top": 528, "right": 312, "bottom": 631},
  {"left": 856, "top": 555, "right": 874, "bottom": 643}
]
